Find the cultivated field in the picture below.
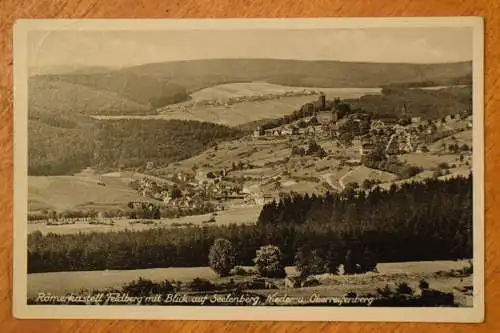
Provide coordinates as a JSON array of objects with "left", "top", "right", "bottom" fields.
[
  {"left": 92, "top": 96, "right": 314, "bottom": 125},
  {"left": 189, "top": 82, "right": 314, "bottom": 100},
  {"left": 27, "top": 260, "right": 473, "bottom": 307},
  {"left": 188, "top": 83, "right": 381, "bottom": 102},
  {"left": 28, "top": 168, "right": 181, "bottom": 212},
  {"left": 28, "top": 174, "right": 146, "bottom": 212},
  {"left": 92, "top": 84, "right": 382, "bottom": 126}
]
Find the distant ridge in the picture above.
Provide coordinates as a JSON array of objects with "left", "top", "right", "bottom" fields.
[
  {"left": 121, "top": 58, "right": 472, "bottom": 90},
  {"left": 29, "top": 58, "right": 472, "bottom": 118}
]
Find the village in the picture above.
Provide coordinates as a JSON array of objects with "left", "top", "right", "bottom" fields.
[
  {"left": 27, "top": 89, "right": 472, "bottom": 229},
  {"left": 161, "top": 88, "right": 319, "bottom": 112},
  {"left": 129, "top": 92, "right": 473, "bottom": 222},
  {"left": 253, "top": 93, "right": 472, "bottom": 157}
]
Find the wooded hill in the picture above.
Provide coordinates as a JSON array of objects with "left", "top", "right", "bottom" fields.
[
  {"left": 28, "top": 59, "right": 472, "bottom": 175},
  {"left": 346, "top": 86, "right": 472, "bottom": 119},
  {"left": 30, "top": 59, "right": 472, "bottom": 117},
  {"left": 29, "top": 118, "right": 244, "bottom": 175},
  {"left": 123, "top": 59, "right": 472, "bottom": 91}
]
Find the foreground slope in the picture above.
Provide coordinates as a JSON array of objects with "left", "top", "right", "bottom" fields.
[{"left": 28, "top": 172, "right": 151, "bottom": 212}]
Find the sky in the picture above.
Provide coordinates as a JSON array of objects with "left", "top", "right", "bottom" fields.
[{"left": 27, "top": 27, "right": 473, "bottom": 70}]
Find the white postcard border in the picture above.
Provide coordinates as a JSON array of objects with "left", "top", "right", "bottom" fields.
[{"left": 12, "top": 17, "right": 485, "bottom": 322}]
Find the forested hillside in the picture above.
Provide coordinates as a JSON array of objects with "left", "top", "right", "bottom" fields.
[
  {"left": 28, "top": 120, "right": 95, "bottom": 175},
  {"left": 28, "top": 176, "right": 472, "bottom": 273},
  {"left": 92, "top": 119, "right": 245, "bottom": 170},
  {"left": 346, "top": 86, "right": 472, "bottom": 119},
  {"left": 28, "top": 118, "right": 245, "bottom": 175},
  {"left": 39, "top": 72, "right": 190, "bottom": 109},
  {"left": 29, "top": 76, "right": 156, "bottom": 116},
  {"left": 123, "top": 59, "right": 472, "bottom": 91}
]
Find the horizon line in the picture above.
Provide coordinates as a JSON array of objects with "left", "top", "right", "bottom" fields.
[{"left": 29, "top": 57, "right": 473, "bottom": 72}]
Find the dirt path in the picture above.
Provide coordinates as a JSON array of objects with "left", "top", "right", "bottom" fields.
[{"left": 338, "top": 167, "right": 360, "bottom": 189}]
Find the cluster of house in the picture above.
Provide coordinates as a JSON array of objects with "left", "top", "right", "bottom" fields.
[
  {"left": 360, "top": 110, "right": 472, "bottom": 156},
  {"left": 163, "top": 89, "right": 317, "bottom": 112},
  {"left": 252, "top": 92, "right": 472, "bottom": 158},
  {"left": 253, "top": 93, "right": 339, "bottom": 138},
  {"left": 134, "top": 167, "right": 254, "bottom": 211}
]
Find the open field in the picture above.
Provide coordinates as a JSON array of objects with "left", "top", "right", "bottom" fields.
[
  {"left": 27, "top": 260, "right": 473, "bottom": 306},
  {"left": 92, "top": 96, "right": 314, "bottom": 125},
  {"left": 428, "top": 129, "right": 473, "bottom": 152},
  {"left": 340, "top": 165, "right": 398, "bottom": 187},
  {"left": 188, "top": 82, "right": 316, "bottom": 100},
  {"left": 28, "top": 267, "right": 219, "bottom": 297},
  {"left": 28, "top": 168, "right": 181, "bottom": 212},
  {"left": 403, "top": 153, "right": 466, "bottom": 170},
  {"left": 184, "top": 83, "right": 380, "bottom": 103},
  {"left": 92, "top": 85, "right": 382, "bottom": 126},
  {"left": 28, "top": 173, "right": 149, "bottom": 212},
  {"left": 27, "top": 205, "right": 262, "bottom": 235}
]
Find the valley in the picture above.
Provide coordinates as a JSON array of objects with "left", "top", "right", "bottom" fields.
[{"left": 27, "top": 78, "right": 473, "bottom": 237}]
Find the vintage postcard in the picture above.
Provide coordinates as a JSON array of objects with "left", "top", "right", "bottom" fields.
[{"left": 13, "top": 18, "right": 484, "bottom": 322}]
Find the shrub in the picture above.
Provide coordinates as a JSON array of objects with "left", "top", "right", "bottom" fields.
[
  {"left": 188, "top": 278, "right": 216, "bottom": 292},
  {"left": 230, "top": 266, "right": 257, "bottom": 276},
  {"left": 239, "top": 278, "right": 270, "bottom": 290},
  {"left": 295, "top": 248, "right": 327, "bottom": 278},
  {"left": 346, "top": 291, "right": 357, "bottom": 298},
  {"left": 343, "top": 248, "right": 378, "bottom": 274},
  {"left": 324, "top": 249, "right": 343, "bottom": 275},
  {"left": 301, "top": 277, "right": 321, "bottom": 288},
  {"left": 377, "top": 284, "right": 394, "bottom": 297},
  {"left": 419, "top": 279, "right": 430, "bottom": 290},
  {"left": 438, "top": 162, "right": 450, "bottom": 169},
  {"left": 396, "top": 282, "right": 414, "bottom": 295},
  {"left": 432, "top": 169, "right": 443, "bottom": 179},
  {"left": 360, "top": 248, "right": 378, "bottom": 272},
  {"left": 420, "top": 289, "right": 455, "bottom": 306},
  {"left": 122, "top": 278, "right": 174, "bottom": 297},
  {"left": 208, "top": 238, "right": 236, "bottom": 277},
  {"left": 462, "top": 259, "right": 473, "bottom": 276},
  {"left": 253, "top": 245, "right": 286, "bottom": 278}
]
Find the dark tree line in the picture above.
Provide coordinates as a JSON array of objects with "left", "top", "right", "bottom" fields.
[
  {"left": 346, "top": 86, "right": 472, "bottom": 120},
  {"left": 257, "top": 175, "right": 472, "bottom": 265},
  {"left": 28, "top": 176, "right": 472, "bottom": 273},
  {"left": 29, "top": 202, "right": 217, "bottom": 223}
]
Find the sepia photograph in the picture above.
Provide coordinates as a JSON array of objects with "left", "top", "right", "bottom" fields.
[{"left": 13, "top": 18, "right": 484, "bottom": 322}]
